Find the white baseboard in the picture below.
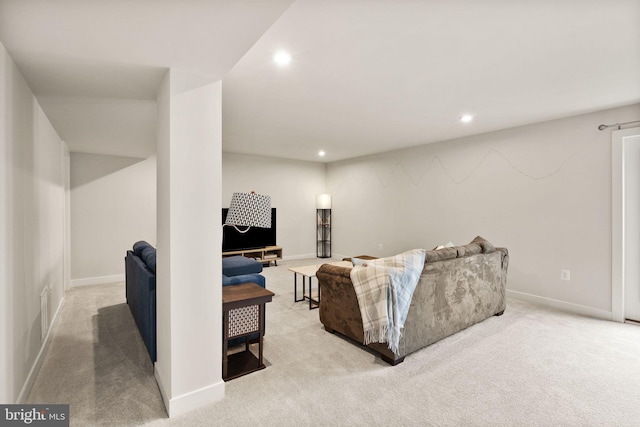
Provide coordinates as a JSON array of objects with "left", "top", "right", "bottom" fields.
[
  {"left": 282, "top": 253, "right": 317, "bottom": 261},
  {"left": 506, "top": 289, "right": 612, "bottom": 321},
  {"left": 154, "top": 364, "right": 170, "bottom": 415},
  {"left": 282, "top": 253, "right": 353, "bottom": 262},
  {"left": 155, "top": 365, "right": 225, "bottom": 418},
  {"left": 332, "top": 253, "right": 349, "bottom": 261},
  {"left": 70, "top": 274, "right": 125, "bottom": 288},
  {"left": 254, "top": 253, "right": 346, "bottom": 262},
  {"left": 17, "top": 296, "right": 65, "bottom": 403}
]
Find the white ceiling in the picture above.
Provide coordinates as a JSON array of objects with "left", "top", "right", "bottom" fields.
[
  {"left": 0, "top": 0, "right": 295, "bottom": 157},
  {"left": 1, "top": 0, "right": 639, "bottom": 162}
]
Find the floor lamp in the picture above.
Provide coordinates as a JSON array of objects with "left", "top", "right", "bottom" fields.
[{"left": 316, "top": 194, "right": 331, "bottom": 258}]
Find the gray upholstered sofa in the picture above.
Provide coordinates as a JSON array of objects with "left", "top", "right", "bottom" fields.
[{"left": 316, "top": 236, "right": 508, "bottom": 365}]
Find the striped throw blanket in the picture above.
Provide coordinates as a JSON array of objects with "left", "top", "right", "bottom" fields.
[{"left": 349, "top": 249, "right": 426, "bottom": 355}]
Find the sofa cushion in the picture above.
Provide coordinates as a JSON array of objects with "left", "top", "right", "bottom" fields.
[
  {"left": 222, "top": 273, "right": 266, "bottom": 288},
  {"left": 425, "top": 247, "right": 457, "bottom": 263},
  {"left": 133, "top": 240, "right": 152, "bottom": 257},
  {"left": 222, "top": 256, "right": 263, "bottom": 276},
  {"left": 141, "top": 246, "right": 157, "bottom": 273},
  {"left": 457, "top": 243, "right": 482, "bottom": 258}
]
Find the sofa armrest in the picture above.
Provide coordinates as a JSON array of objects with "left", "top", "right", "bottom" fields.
[
  {"left": 496, "top": 247, "right": 509, "bottom": 270},
  {"left": 318, "top": 264, "right": 351, "bottom": 281},
  {"left": 125, "top": 251, "right": 157, "bottom": 362},
  {"left": 317, "top": 265, "right": 365, "bottom": 342}
]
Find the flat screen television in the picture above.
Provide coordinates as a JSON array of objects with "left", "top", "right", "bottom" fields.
[{"left": 222, "top": 208, "right": 276, "bottom": 251}]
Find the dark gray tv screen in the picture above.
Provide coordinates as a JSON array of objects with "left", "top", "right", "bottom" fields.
[{"left": 222, "top": 208, "right": 276, "bottom": 251}]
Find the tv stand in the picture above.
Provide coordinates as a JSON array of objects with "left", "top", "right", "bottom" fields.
[{"left": 222, "top": 245, "right": 282, "bottom": 266}]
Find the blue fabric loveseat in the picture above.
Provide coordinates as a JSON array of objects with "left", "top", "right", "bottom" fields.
[
  {"left": 125, "top": 241, "right": 157, "bottom": 362},
  {"left": 125, "top": 242, "right": 266, "bottom": 362}
]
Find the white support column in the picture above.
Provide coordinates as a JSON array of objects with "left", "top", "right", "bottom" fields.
[{"left": 155, "top": 69, "right": 224, "bottom": 417}]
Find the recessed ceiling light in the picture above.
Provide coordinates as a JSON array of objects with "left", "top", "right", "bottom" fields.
[
  {"left": 318, "top": 150, "right": 326, "bottom": 157},
  {"left": 460, "top": 114, "right": 474, "bottom": 123},
  {"left": 273, "top": 50, "right": 291, "bottom": 66}
]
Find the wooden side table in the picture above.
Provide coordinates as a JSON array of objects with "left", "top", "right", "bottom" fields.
[{"left": 222, "top": 282, "right": 274, "bottom": 381}]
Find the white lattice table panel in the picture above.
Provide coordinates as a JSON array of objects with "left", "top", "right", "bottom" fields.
[{"left": 228, "top": 305, "right": 259, "bottom": 338}]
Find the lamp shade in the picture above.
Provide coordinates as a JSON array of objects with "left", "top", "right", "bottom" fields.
[
  {"left": 316, "top": 194, "right": 332, "bottom": 209},
  {"left": 225, "top": 192, "right": 272, "bottom": 228}
]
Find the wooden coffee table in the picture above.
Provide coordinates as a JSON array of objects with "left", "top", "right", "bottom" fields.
[
  {"left": 222, "top": 282, "right": 274, "bottom": 381},
  {"left": 288, "top": 261, "right": 352, "bottom": 309}
]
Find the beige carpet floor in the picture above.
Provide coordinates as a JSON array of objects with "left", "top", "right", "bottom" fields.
[{"left": 27, "top": 258, "right": 640, "bottom": 426}]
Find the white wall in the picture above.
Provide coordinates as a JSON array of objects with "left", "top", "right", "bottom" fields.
[
  {"left": 222, "top": 152, "right": 326, "bottom": 258},
  {"left": 0, "top": 41, "right": 68, "bottom": 403},
  {"left": 155, "top": 69, "right": 224, "bottom": 417},
  {"left": 327, "top": 104, "right": 640, "bottom": 317},
  {"left": 70, "top": 153, "right": 156, "bottom": 285},
  {"left": 69, "top": 143, "right": 326, "bottom": 285}
]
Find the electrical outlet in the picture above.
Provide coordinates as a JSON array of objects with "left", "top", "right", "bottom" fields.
[
  {"left": 378, "top": 243, "right": 384, "bottom": 251},
  {"left": 561, "top": 269, "right": 571, "bottom": 281}
]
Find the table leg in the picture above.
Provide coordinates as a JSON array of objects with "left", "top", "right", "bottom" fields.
[
  {"left": 308, "top": 277, "right": 320, "bottom": 310},
  {"left": 294, "top": 273, "right": 305, "bottom": 303},
  {"left": 222, "top": 310, "right": 229, "bottom": 379},
  {"left": 258, "top": 304, "right": 264, "bottom": 368}
]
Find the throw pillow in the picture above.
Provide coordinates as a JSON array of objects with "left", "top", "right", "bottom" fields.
[
  {"left": 352, "top": 257, "right": 368, "bottom": 267},
  {"left": 434, "top": 241, "right": 454, "bottom": 250}
]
